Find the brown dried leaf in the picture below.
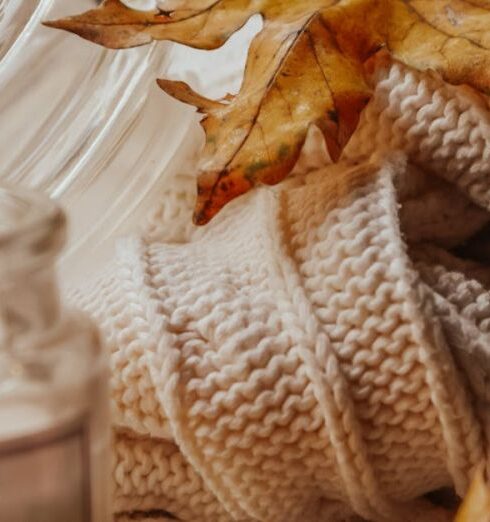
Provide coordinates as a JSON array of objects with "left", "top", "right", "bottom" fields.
[{"left": 46, "top": 1, "right": 490, "bottom": 224}]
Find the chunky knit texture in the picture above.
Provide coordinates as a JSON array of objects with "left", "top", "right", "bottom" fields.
[{"left": 72, "top": 61, "right": 490, "bottom": 522}]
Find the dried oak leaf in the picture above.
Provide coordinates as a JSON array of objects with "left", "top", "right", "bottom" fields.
[{"left": 46, "top": 0, "right": 490, "bottom": 225}]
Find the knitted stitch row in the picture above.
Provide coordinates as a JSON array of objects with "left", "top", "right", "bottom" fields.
[{"left": 73, "top": 62, "right": 490, "bottom": 521}]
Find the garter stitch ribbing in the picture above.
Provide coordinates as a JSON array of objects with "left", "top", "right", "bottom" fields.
[{"left": 72, "top": 62, "right": 490, "bottom": 521}]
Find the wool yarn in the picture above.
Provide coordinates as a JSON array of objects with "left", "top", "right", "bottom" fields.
[{"left": 72, "top": 61, "right": 490, "bottom": 521}]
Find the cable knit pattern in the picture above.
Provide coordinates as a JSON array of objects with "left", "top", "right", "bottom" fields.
[
  {"left": 413, "top": 247, "right": 490, "bottom": 403},
  {"left": 113, "top": 434, "right": 229, "bottom": 522},
  {"left": 283, "top": 166, "right": 479, "bottom": 504},
  {"left": 345, "top": 63, "right": 490, "bottom": 210},
  {"left": 71, "top": 60, "right": 490, "bottom": 521}
]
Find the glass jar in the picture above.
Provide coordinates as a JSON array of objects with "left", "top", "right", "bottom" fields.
[{"left": 0, "top": 185, "right": 111, "bottom": 522}]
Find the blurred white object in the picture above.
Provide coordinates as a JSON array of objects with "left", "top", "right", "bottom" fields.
[
  {"left": 0, "top": 185, "right": 110, "bottom": 522},
  {"left": 0, "top": 0, "right": 260, "bottom": 287},
  {"left": 121, "top": 0, "right": 158, "bottom": 10}
]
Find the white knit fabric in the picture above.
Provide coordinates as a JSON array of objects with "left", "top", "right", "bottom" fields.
[{"left": 72, "top": 62, "right": 490, "bottom": 522}]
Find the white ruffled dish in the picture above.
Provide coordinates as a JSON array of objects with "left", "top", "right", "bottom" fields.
[{"left": 0, "top": 0, "right": 259, "bottom": 286}]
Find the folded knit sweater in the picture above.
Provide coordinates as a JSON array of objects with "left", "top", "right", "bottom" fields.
[{"left": 72, "top": 61, "right": 490, "bottom": 522}]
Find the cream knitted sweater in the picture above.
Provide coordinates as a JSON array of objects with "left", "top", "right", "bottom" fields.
[{"left": 73, "top": 62, "right": 490, "bottom": 522}]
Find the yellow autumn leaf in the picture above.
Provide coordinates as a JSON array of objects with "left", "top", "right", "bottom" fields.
[
  {"left": 45, "top": 0, "right": 490, "bottom": 224},
  {"left": 456, "top": 466, "right": 490, "bottom": 522}
]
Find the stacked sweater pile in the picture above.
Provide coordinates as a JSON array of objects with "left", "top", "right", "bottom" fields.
[{"left": 73, "top": 62, "right": 490, "bottom": 522}]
